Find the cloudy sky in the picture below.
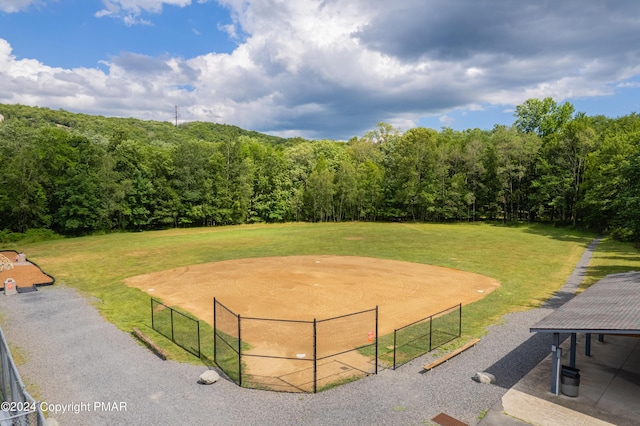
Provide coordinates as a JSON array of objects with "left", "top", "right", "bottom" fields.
[{"left": 1, "top": 0, "right": 639, "bottom": 139}]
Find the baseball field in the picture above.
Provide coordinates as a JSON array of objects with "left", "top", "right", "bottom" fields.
[{"left": 5, "top": 222, "right": 603, "bottom": 370}]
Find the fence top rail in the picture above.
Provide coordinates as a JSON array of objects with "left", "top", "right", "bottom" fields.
[
  {"left": 429, "top": 302, "right": 461, "bottom": 318},
  {"left": 170, "top": 308, "right": 200, "bottom": 322},
  {"left": 395, "top": 303, "right": 461, "bottom": 332},
  {"left": 151, "top": 297, "right": 167, "bottom": 307},
  {"left": 241, "top": 315, "right": 314, "bottom": 324},
  {"left": 316, "top": 306, "right": 378, "bottom": 323},
  {"left": 152, "top": 297, "right": 199, "bottom": 322},
  {"left": 241, "top": 306, "right": 378, "bottom": 324},
  {"left": 213, "top": 298, "right": 238, "bottom": 317}
]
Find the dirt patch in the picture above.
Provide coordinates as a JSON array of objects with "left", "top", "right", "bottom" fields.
[{"left": 126, "top": 255, "right": 499, "bottom": 333}]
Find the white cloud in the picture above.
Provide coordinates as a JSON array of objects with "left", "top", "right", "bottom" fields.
[
  {"left": 0, "top": 0, "right": 40, "bottom": 13},
  {"left": 95, "top": 0, "right": 193, "bottom": 24},
  {"left": 439, "top": 115, "right": 455, "bottom": 127},
  {"left": 99, "top": 0, "right": 192, "bottom": 14},
  {"left": 3, "top": 0, "right": 640, "bottom": 139},
  {"left": 617, "top": 81, "right": 640, "bottom": 88}
]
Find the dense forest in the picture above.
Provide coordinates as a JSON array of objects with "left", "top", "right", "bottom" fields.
[{"left": 1, "top": 99, "right": 639, "bottom": 241}]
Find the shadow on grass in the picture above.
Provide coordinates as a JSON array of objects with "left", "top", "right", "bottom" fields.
[{"left": 521, "top": 225, "right": 596, "bottom": 244}]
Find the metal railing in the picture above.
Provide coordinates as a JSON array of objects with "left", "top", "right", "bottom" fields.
[{"left": 0, "top": 324, "right": 46, "bottom": 425}]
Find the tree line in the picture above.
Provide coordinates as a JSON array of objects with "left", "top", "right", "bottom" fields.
[{"left": 1, "top": 99, "right": 639, "bottom": 241}]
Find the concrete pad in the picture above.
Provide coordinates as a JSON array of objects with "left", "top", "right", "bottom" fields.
[
  {"left": 502, "top": 389, "right": 615, "bottom": 426},
  {"left": 481, "top": 335, "right": 640, "bottom": 426}
]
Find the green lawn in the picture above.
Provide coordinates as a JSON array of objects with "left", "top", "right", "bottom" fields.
[{"left": 9, "top": 222, "right": 639, "bottom": 364}]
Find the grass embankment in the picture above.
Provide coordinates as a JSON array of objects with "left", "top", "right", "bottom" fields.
[{"left": 9, "top": 222, "right": 637, "bottom": 364}]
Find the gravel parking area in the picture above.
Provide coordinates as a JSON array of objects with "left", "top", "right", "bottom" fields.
[{"left": 0, "top": 240, "right": 597, "bottom": 425}]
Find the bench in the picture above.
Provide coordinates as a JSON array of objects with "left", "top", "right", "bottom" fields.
[
  {"left": 132, "top": 327, "right": 170, "bottom": 360},
  {"left": 423, "top": 338, "right": 481, "bottom": 371}
]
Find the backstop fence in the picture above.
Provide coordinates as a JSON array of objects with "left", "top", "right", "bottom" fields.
[
  {"left": 152, "top": 297, "right": 463, "bottom": 392},
  {"left": 213, "top": 298, "right": 378, "bottom": 393},
  {"left": 0, "top": 324, "right": 46, "bottom": 425},
  {"left": 151, "top": 298, "right": 201, "bottom": 358}
]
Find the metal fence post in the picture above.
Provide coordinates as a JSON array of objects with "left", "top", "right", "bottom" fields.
[
  {"left": 313, "top": 318, "right": 317, "bottom": 394},
  {"left": 151, "top": 298, "right": 154, "bottom": 330},
  {"left": 458, "top": 303, "right": 462, "bottom": 338},
  {"left": 429, "top": 314, "right": 433, "bottom": 352},
  {"left": 393, "top": 329, "right": 397, "bottom": 370},
  {"left": 213, "top": 298, "right": 217, "bottom": 363},
  {"left": 197, "top": 320, "right": 201, "bottom": 358},
  {"left": 237, "top": 313, "right": 242, "bottom": 387},
  {"left": 375, "top": 305, "right": 378, "bottom": 375},
  {"left": 170, "top": 308, "right": 175, "bottom": 343}
]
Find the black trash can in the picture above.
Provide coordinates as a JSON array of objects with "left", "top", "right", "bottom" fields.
[{"left": 561, "top": 365, "right": 580, "bottom": 397}]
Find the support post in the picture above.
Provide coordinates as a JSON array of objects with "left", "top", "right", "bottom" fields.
[
  {"left": 585, "top": 333, "right": 591, "bottom": 357},
  {"left": 570, "top": 333, "right": 577, "bottom": 368},
  {"left": 551, "top": 333, "right": 561, "bottom": 395}
]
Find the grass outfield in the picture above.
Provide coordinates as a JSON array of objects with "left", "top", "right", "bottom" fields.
[{"left": 7, "top": 222, "right": 639, "bottom": 364}]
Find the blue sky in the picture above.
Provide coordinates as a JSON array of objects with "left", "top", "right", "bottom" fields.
[{"left": 1, "top": 1, "right": 639, "bottom": 140}]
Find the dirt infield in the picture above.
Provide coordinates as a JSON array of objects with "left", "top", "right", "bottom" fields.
[
  {"left": 127, "top": 255, "right": 499, "bottom": 391},
  {"left": 125, "top": 255, "right": 500, "bottom": 334},
  {"left": 0, "top": 251, "right": 54, "bottom": 290}
]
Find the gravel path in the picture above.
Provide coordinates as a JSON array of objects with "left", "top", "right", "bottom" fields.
[{"left": 0, "top": 240, "right": 598, "bottom": 426}]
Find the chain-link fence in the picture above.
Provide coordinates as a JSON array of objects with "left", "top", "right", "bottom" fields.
[
  {"left": 213, "top": 298, "right": 378, "bottom": 393},
  {"left": 0, "top": 324, "right": 46, "bottom": 425},
  {"left": 151, "top": 298, "right": 201, "bottom": 358},
  {"left": 212, "top": 299, "right": 242, "bottom": 385},
  {"left": 377, "top": 303, "right": 462, "bottom": 369}
]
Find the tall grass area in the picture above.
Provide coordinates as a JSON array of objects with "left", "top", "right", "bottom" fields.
[{"left": 8, "top": 222, "right": 614, "bottom": 363}]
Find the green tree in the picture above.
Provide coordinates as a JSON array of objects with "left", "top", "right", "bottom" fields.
[
  {"left": 0, "top": 120, "right": 49, "bottom": 231},
  {"left": 171, "top": 140, "right": 217, "bottom": 226},
  {"left": 492, "top": 126, "right": 541, "bottom": 221},
  {"left": 355, "top": 160, "right": 385, "bottom": 220},
  {"left": 614, "top": 154, "right": 640, "bottom": 241},
  {"left": 304, "top": 155, "right": 335, "bottom": 222},
  {"left": 211, "top": 137, "right": 255, "bottom": 225},
  {"left": 582, "top": 114, "right": 640, "bottom": 233},
  {"left": 514, "top": 97, "right": 575, "bottom": 139},
  {"left": 52, "top": 135, "right": 106, "bottom": 235},
  {"left": 384, "top": 127, "right": 438, "bottom": 220},
  {"left": 247, "top": 141, "right": 293, "bottom": 222},
  {"left": 460, "top": 130, "right": 489, "bottom": 221},
  {"left": 334, "top": 159, "right": 358, "bottom": 221}
]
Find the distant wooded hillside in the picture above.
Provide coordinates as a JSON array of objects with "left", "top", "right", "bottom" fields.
[{"left": 1, "top": 101, "right": 639, "bottom": 242}]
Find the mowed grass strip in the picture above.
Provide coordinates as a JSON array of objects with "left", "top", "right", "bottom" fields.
[{"left": 10, "top": 222, "right": 630, "bottom": 364}]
